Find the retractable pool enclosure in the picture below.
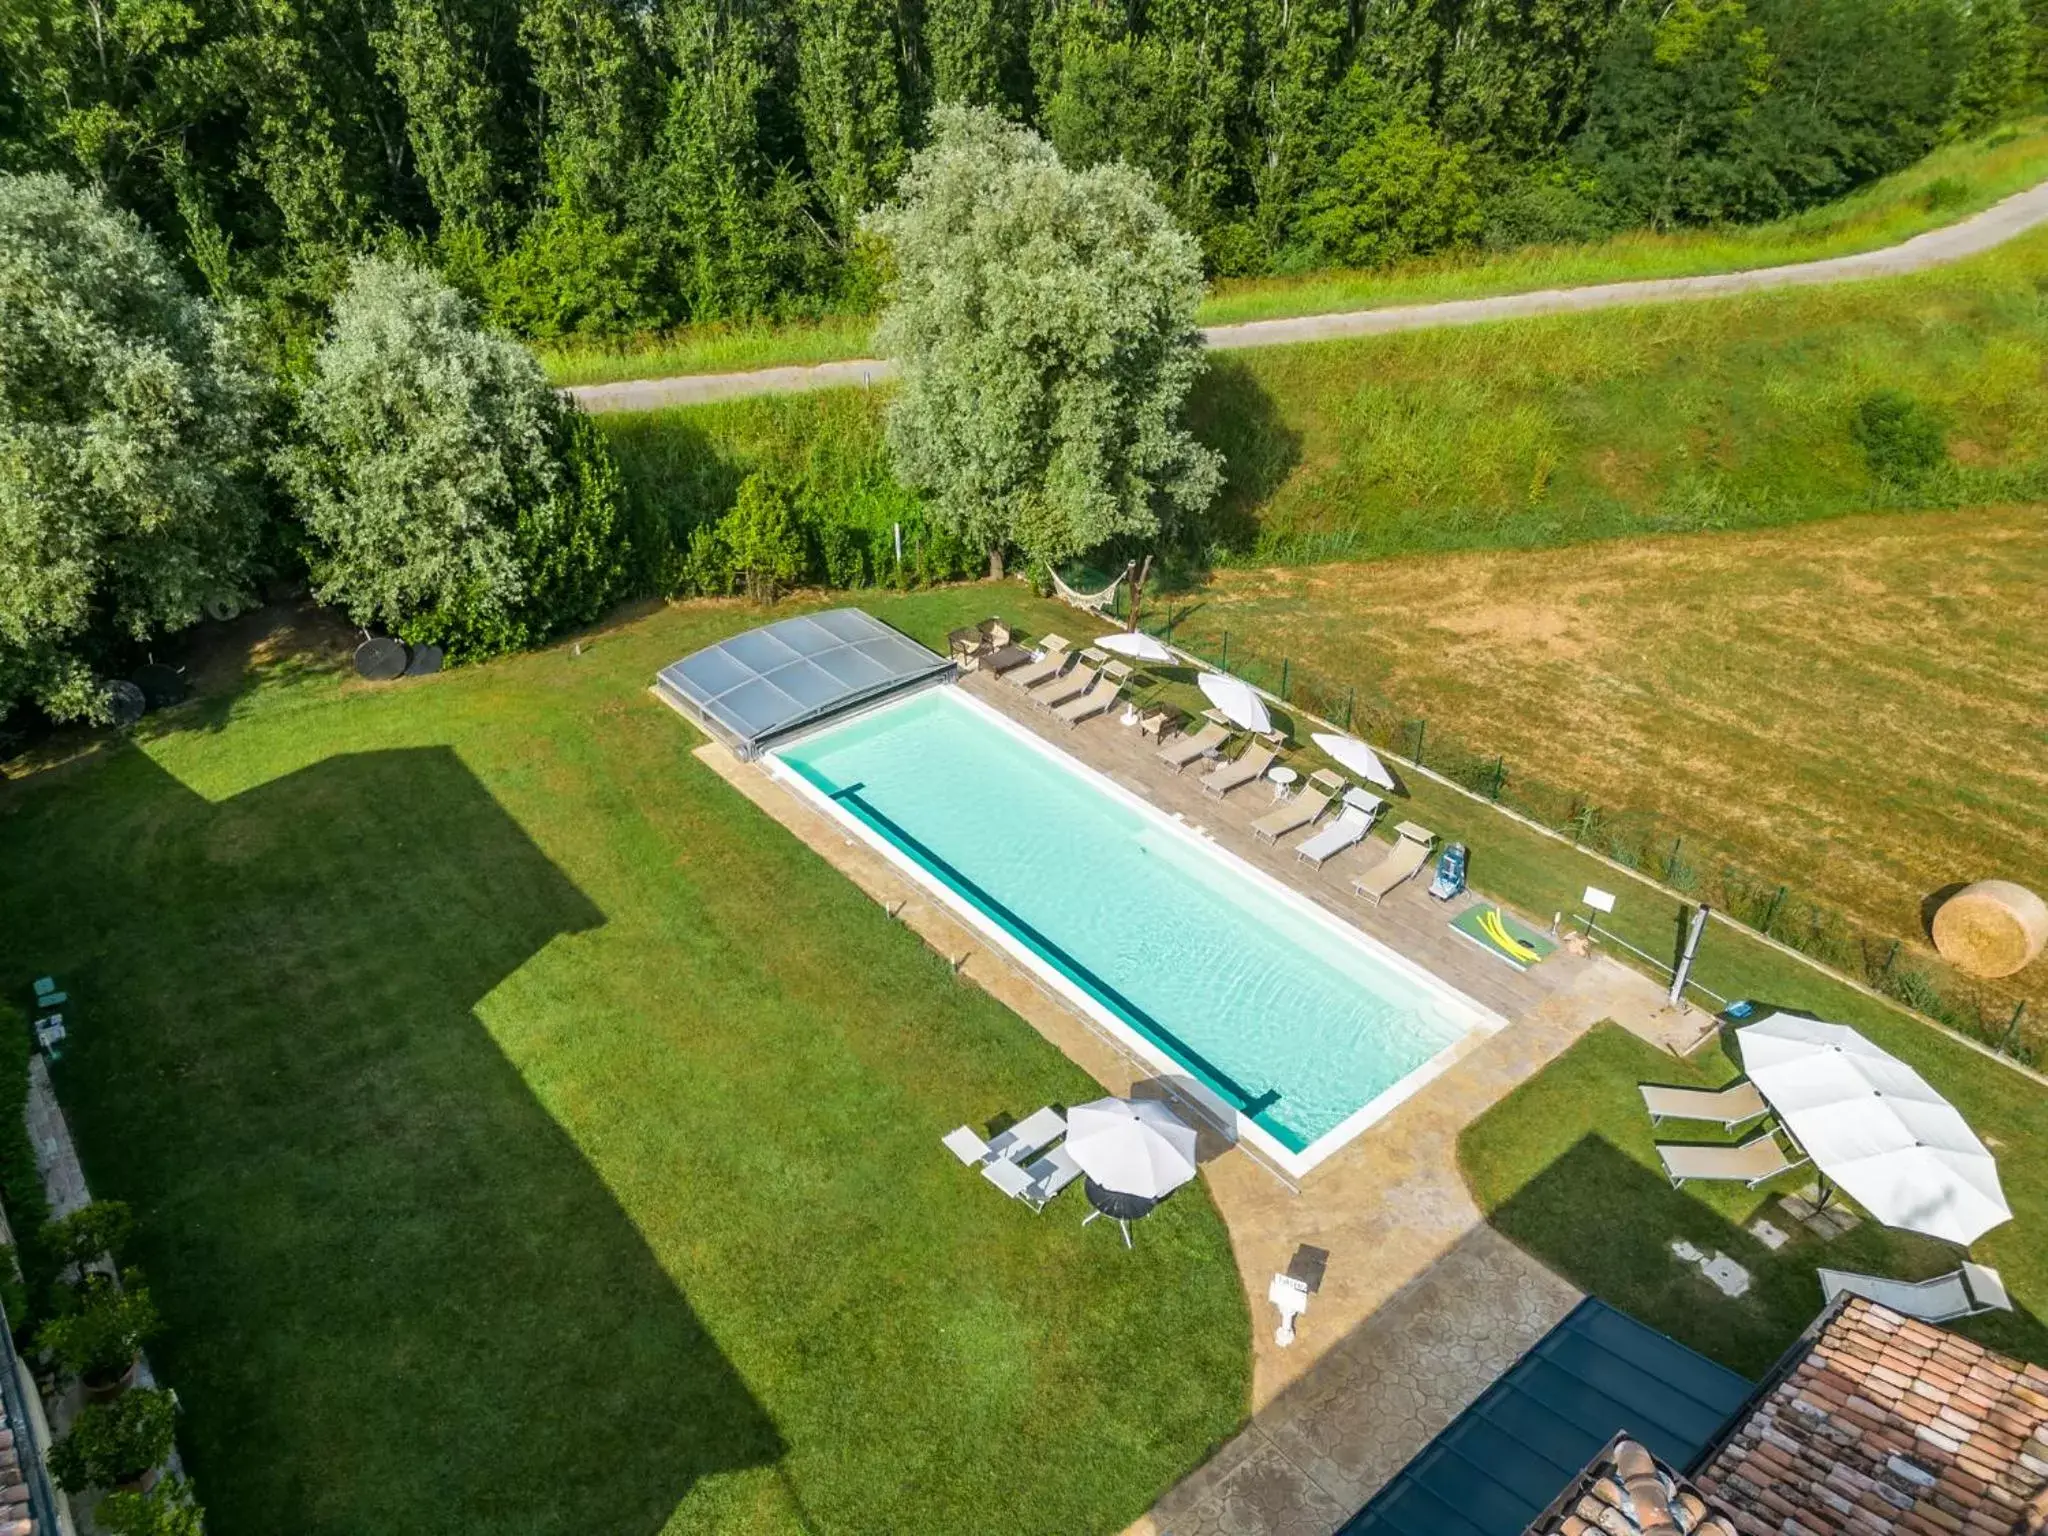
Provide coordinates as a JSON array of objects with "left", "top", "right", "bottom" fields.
[{"left": 655, "top": 608, "right": 955, "bottom": 758}]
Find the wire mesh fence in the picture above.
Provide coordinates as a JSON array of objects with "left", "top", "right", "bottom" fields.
[{"left": 1139, "top": 601, "right": 2040, "bottom": 1065}]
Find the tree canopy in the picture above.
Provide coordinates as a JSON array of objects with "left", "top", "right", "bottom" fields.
[
  {"left": 0, "top": 172, "right": 268, "bottom": 721},
  {"left": 280, "top": 257, "right": 627, "bottom": 658},
  {"left": 2, "top": 0, "right": 2033, "bottom": 347},
  {"left": 868, "top": 106, "right": 1222, "bottom": 576}
]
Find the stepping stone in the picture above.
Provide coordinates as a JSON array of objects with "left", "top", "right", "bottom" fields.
[
  {"left": 1701, "top": 1253, "right": 1752, "bottom": 1297},
  {"left": 1749, "top": 1218, "right": 1790, "bottom": 1250},
  {"left": 1779, "top": 1194, "right": 1819, "bottom": 1221},
  {"left": 1670, "top": 1238, "right": 1705, "bottom": 1263}
]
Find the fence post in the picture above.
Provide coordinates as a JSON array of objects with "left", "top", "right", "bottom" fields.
[
  {"left": 1760, "top": 885, "right": 1787, "bottom": 937},
  {"left": 1489, "top": 756, "right": 1505, "bottom": 801},
  {"left": 1165, "top": 606, "right": 1174, "bottom": 644},
  {"left": 1220, "top": 630, "right": 1229, "bottom": 672},
  {"left": 1280, "top": 658, "right": 1290, "bottom": 700},
  {"left": 1665, "top": 837, "right": 1683, "bottom": 881},
  {"left": 1413, "top": 719, "right": 1426, "bottom": 767},
  {"left": 1343, "top": 688, "right": 1354, "bottom": 730},
  {"left": 1878, "top": 940, "right": 1900, "bottom": 981},
  {"left": 1999, "top": 1000, "right": 2028, "bottom": 1055}
]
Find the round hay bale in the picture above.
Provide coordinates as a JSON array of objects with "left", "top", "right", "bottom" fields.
[{"left": 1931, "top": 881, "right": 2048, "bottom": 977}]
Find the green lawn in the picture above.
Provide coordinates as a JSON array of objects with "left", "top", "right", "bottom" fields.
[
  {"left": 0, "top": 591, "right": 1250, "bottom": 1536},
  {"left": 1460, "top": 1021, "right": 2048, "bottom": 1379},
  {"left": 541, "top": 117, "right": 2048, "bottom": 386}
]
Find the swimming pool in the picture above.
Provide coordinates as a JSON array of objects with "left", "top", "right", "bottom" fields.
[{"left": 773, "top": 685, "right": 1501, "bottom": 1176}]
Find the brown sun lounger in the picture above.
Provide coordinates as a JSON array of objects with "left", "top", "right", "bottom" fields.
[
  {"left": 1034, "top": 663, "right": 1098, "bottom": 709},
  {"left": 1657, "top": 1133, "right": 1808, "bottom": 1189},
  {"left": 1202, "top": 743, "right": 1276, "bottom": 798},
  {"left": 1252, "top": 769, "right": 1345, "bottom": 844},
  {"left": 1639, "top": 1080, "right": 1769, "bottom": 1131},
  {"left": 1054, "top": 662, "right": 1129, "bottom": 726},
  {"left": 1351, "top": 822, "right": 1434, "bottom": 906},
  {"left": 1157, "top": 722, "right": 1229, "bottom": 772},
  {"left": 1007, "top": 637, "right": 1071, "bottom": 691}
]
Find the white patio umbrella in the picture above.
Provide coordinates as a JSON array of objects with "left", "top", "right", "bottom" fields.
[
  {"left": 1096, "top": 631, "right": 1176, "bottom": 664},
  {"left": 1737, "top": 1012, "right": 2011, "bottom": 1246},
  {"left": 1197, "top": 672, "right": 1272, "bottom": 734},
  {"left": 1064, "top": 1097, "right": 1200, "bottom": 1200},
  {"left": 1311, "top": 731, "right": 1398, "bottom": 791}
]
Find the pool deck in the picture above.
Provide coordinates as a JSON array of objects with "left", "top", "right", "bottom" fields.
[{"left": 690, "top": 670, "right": 1711, "bottom": 1536}]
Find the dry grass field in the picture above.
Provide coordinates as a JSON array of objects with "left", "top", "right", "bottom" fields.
[{"left": 1184, "top": 504, "right": 2048, "bottom": 1006}]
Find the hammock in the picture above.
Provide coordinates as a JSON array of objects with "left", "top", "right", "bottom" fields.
[{"left": 1050, "top": 567, "right": 1124, "bottom": 614}]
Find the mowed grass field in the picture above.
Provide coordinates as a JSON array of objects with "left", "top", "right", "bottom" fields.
[
  {"left": 541, "top": 118, "right": 2048, "bottom": 386},
  {"left": 1179, "top": 505, "right": 2048, "bottom": 1009},
  {"left": 0, "top": 591, "right": 1250, "bottom": 1536}
]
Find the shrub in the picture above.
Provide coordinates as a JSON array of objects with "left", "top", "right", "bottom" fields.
[
  {"left": 36, "top": 1270, "right": 161, "bottom": 1387},
  {"left": 1850, "top": 389, "right": 1946, "bottom": 482},
  {"left": 42, "top": 1201, "right": 135, "bottom": 1273},
  {"left": 49, "top": 1388, "right": 177, "bottom": 1492},
  {"left": 98, "top": 1476, "right": 206, "bottom": 1536},
  {"left": 719, "top": 474, "right": 806, "bottom": 603}
]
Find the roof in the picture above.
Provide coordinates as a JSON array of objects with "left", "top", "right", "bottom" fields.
[
  {"left": 1694, "top": 1297, "right": 2048, "bottom": 1536},
  {"left": 1342, "top": 1299, "right": 1753, "bottom": 1536},
  {"left": 654, "top": 609, "right": 952, "bottom": 759},
  {"left": 1528, "top": 1434, "right": 1739, "bottom": 1536}
]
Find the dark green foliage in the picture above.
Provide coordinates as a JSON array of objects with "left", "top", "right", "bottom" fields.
[
  {"left": 515, "top": 410, "right": 634, "bottom": 639},
  {"left": 42, "top": 1201, "right": 135, "bottom": 1272},
  {"left": 0, "top": 1009, "right": 49, "bottom": 1334},
  {"left": 49, "top": 1388, "right": 178, "bottom": 1492},
  {"left": 0, "top": 0, "right": 2023, "bottom": 341},
  {"left": 36, "top": 1269, "right": 162, "bottom": 1384},
  {"left": 98, "top": 1476, "right": 207, "bottom": 1536},
  {"left": 1851, "top": 389, "right": 1947, "bottom": 481}
]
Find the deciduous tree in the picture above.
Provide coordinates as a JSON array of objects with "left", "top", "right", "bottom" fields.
[{"left": 867, "top": 106, "right": 1221, "bottom": 576}]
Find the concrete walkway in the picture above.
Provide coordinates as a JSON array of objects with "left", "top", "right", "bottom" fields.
[{"left": 570, "top": 177, "right": 2048, "bottom": 412}]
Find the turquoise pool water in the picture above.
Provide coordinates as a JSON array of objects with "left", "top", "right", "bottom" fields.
[{"left": 775, "top": 687, "right": 1484, "bottom": 1157}]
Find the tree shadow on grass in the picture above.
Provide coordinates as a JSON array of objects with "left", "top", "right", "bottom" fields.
[
  {"left": 1482, "top": 1132, "right": 2048, "bottom": 1380},
  {"left": 1185, "top": 355, "right": 1302, "bottom": 565},
  {"left": 23, "top": 747, "right": 782, "bottom": 1536}
]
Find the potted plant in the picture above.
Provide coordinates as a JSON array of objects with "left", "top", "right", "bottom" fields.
[
  {"left": 48, "top": 1387, "right": 177, "bottom": 1492},
  {"left": 35, "top": 1269, "right": 161, "bottom": 1397},
  {"left": 42, "top": 1200, "right": 135, "bottom": 1275},
  {"left": 98, "top": 1473, "right": 205, "bottom": 1536}
]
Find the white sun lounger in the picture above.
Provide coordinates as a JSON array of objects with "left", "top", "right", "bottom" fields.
[
  {"left": 1657, "top": 1132, "right": 1808, "bottom": 1189},
  {"left": 983, "top": 1143, "right": 1085, "bottom": 1211},
  {"left": 1034, "top": 664, "right": 1098, "bottom": 710},
  {"left": 1253, "top": 769, "right": 1345, "bottom": 844},
  {"left": 1295, "top": 804, "right": 1373, "bottom": 868},
  {"left": 1157, "top": 723, "right": 1230, "bottom": 772},
  {"left": 1639, "top": 1080, "right": 1769, "bottom": 1131},
  {"left": 944, "top": 1105, "right": 1065, "bottom": 1168},
  {"left": 1352, "top": 821, "right": 1435, "bottom": 906},
  {"left": 1818, "top": 1263, "right": 2011, "bottom": 1323},
  {"left": 1202, "top": 743, "right": 1276, "bottom": 798}
]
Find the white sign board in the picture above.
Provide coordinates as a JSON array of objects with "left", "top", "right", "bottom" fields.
[{"left": 1583, "top": 886, "right": 1617, "bottom": 914}]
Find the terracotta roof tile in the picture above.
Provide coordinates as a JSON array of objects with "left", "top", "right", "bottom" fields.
[{"left": 1697, "top": 1302, "right": 2048, "bottom": 1536}]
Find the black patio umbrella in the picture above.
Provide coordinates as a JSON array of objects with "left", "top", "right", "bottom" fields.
[{"left": 1082, "top": 1177, "right": 1161, "bottom": 1249}]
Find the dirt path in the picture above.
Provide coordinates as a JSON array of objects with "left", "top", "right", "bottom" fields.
[{"left": 568, "top": 177, "right": 2048, "bottom": 413}]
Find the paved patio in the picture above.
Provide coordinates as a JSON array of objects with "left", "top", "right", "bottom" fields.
[{"left": 685, "top": 669, "right": 1709, "bottom": 1536}]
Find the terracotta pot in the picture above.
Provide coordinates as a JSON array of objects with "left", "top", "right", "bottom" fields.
[{"left": 81, "top": 1358, "right": 138, "bottom": 1402}]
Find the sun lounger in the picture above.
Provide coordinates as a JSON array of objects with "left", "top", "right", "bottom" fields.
[
  {"left": 1657, "top": 1132, "right": 1808, "bottom": 1189},
  {"left": 1157, "top": 723, "right": 1229, "bottom": 772},
  {"left": 1352, "top": 822, "right": 1435, "bottom": 906},
  {"left": 1202, "top": 743, "right": 1276, "bottom": 798},
  {"left": 1639, "top": 1080, "right": 1769, "bottom": 1131},
  {"left": 1252, "top": 769, "right": 1345, "bottom": 844},
  {"left": 1295, "top": 804, "right": 1374, "bottom": 868},
  {"left": 943, "top": 1125, "right": 993, "bottom": 1165},
  {"left": 1033, "top": 663, "right": 1097, "bottom": 710},
  {"left": 1007, "top": 638, "right": 1071, "bottom": 691},
  {"left": 983, "top": 1143, "right": 1085, "bottom": 1211},
  {"left": 986, "top": 1106, "right": 1066, "bottom": 1164},
  {"left": 1055, "top": 662, "right": 1129, "bottom": 726},
  {"left": 1818, "top": 1263, "right": 2011, "bottom": 1323}
]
